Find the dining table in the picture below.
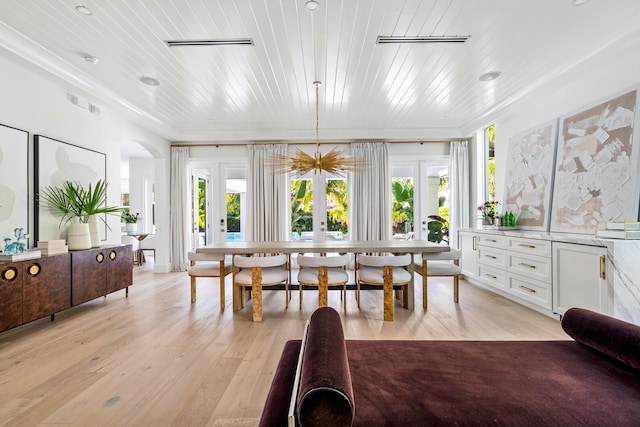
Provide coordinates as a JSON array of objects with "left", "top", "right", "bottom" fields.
[{"left": 197, "top": 239, "right": 449, "bottom": 312}]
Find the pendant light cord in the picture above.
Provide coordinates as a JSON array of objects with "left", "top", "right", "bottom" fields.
[{"left": 314, "top": 81, "right": 321, "bottom": 152}]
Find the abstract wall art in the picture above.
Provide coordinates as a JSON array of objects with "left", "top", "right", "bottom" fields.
[
  {"left": 550, "top": 90, "right": 640, "bottom": 234},
  {"left": 504, "top": 119, "right": 558, "bottom": 230}
]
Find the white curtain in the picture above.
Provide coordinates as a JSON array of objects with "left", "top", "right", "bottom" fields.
[
  {"left": 449, "top": 140, "right": 470, "bottom": 249},
  {"left": 246, "top": 144, "right": 290, "bottom": 241},
  {"left": 170, "top": 146, "right": 190, "bottom": 271},
  {"left": 349, "top": 142, "right": 391, "bottom": 241}
]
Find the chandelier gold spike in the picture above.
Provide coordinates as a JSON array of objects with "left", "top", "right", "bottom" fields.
[{"left": 269, "top": 81, "right": 362, "bottom": 177}]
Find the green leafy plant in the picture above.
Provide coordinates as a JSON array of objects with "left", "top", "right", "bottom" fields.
[
  {"left": 427, "top": 215, "right": 449, "bottom": 244},
  {"left": 121, "top": 209, "right": 140, "bottom": 224},
  {"left": 39, "top": 180, "right": 122, "bottom": 227}
]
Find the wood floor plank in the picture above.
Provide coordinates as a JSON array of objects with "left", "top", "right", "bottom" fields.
[{"left": 0, "top": 261, "right": 567, "bottom": 426}]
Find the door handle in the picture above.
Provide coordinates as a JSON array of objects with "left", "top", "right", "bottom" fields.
[{"left": 600, "top": 255, "right": 606, "bottom": 280}]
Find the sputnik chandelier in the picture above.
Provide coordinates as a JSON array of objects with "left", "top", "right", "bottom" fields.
[{"left": 270, "top": 81, "right": 362, "bottom": 177}]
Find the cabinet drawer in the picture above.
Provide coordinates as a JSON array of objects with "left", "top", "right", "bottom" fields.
[
  {"left": 509, "top": 274, "right": 551, "bottom": 310},
  {"left": 478, "top": 266, "right": 508, "bottom": 290},
  {"left": 508, "top": 238, "right": 551, "bottom": 257},
  {"left": 477, "top": 235, "right": 508, "bottom": 249},
  {"left": 508, "top": 253, "right": 551, "bottom": 283},
  {"left": 477, "top": 247, "right": 507, "bottom": 269}
]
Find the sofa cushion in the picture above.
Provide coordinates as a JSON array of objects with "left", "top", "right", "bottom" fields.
[
  {"left": 258, "top": 340, "right": 302, "bottom": 427},
  {"left": 561, "top": 307, "right": 640, "bottom": 371},
  {"left": 296, "top": 307, "right": 355, "bottom": 427}
]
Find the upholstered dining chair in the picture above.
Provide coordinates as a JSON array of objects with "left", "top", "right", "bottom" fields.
[
  {"left": 121, "top": 235, "right": 141, "bottom": 265},
  {"left": 413, "top": 249, "right": 462, "bottom": 310},
  {"left": 233, "top": 254, "right": 290, "bottom": 322},
  {"left": 355, "top": 253, "right": 412, "bottom": 321},
  {"left": 139, "top": 235, "right": 155, "bottom": 262},
  {"left": 297, "top": 253, "right": 349, "bottom": 308},
  {"left": 187, "top": 251, "right": 232, "bottom": 309}
]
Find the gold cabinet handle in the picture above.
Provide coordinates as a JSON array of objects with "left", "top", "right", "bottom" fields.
[
  {"left": 472, "top": 236, "right": 477, "bottom": 250},
  {"left": 487, "top": 239, "right": 497, "bottom": 243},
  {"left": 486, "top": 255, "right": 497, "bottom": 259},
  {"left": 518, "top": 244, "right": 536, "bottom": 249},
  {"left": 485, "top": 273, "right": 497, "bottom": 280},
  {"left": 519, "top": 285, "right": 536, "bottom": 293},
  {"left": 519, "top": 262, "right": 536, "bottom": 269},
  {"left": 600, "top": 255, "right": 606, "bottom": 280}
]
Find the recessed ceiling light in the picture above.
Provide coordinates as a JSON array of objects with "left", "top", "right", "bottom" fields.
[
  {"left": 75, "top": 5, "right": 93, "bottom": 16},
  {"left": 81, "top": 53, "right": 98, "bottom": 64},
  {"left": 305, "top": 0, "right": 319, "bottom": 11},
  {"left": 571, "top": 0, "right": 588, "bottom": 6},
  {"left": 479, "top": 71, "right": 501, "bottom": 82},
  {"left": 139, "top": 76, "right": 160, "bottom": 86}
]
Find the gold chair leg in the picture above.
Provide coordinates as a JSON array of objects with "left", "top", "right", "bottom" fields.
[
  {"left": 454, "top": 276, "right": 459, "bottom": 303},
  {"left": 220, "top": 276, "right": 225, "bottom": 311},
  {"left": 252, "top": 284, "right": 263, "bottom": 322},
  {"left": 423, "top": 274, "right": 428, "bottom": 310},
  {"left": 383, "top": 266, "right": 393, "bottom": 321},
  {"left": 190, "top": 276, "right": 196, "bottom": 303}
]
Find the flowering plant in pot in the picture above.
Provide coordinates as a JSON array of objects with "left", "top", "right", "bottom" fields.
[
  {"left": 477, "top": 200, "right": 500, "bottom": 225},
  {"left": 121, "top": 210, "right": 140, "bottom": 232},
  {"left": 39, "top": 180, "right": 122, "bottom": 249}
]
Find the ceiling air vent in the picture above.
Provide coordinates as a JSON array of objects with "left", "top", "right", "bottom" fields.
[
  {"left": 165, "top": 38, "right": 254, "bottom": 47},
  {"left": 376, "top": 35, "right": 469, "bottom": 44}
]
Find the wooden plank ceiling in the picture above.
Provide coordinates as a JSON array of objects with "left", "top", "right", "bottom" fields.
[{"left": 0, "top": 0, "right": 639, "bottom": 142}]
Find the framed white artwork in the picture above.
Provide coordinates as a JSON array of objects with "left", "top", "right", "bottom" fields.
[
  {"left": 550, "top": 89, "right": 640, "bottom": 233},
  {"left": 0, "top": 123, "right": 29, "bottom": 247},
  {"left": 504, "top": 119, "right": 558, "bottom": 230},
  {"left": 34, "top": 135, "right": 106, "bottom": 242}
]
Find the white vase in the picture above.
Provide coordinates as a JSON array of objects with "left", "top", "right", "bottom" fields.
[
  {"left": 67, "top": 223, "right": 92, "bottom": 250},
  {"left": 125, "top": 223, "right": 137, "bottom": 233},
  {"left": 88, "top": 215, "right": 101, "bottom": 247}
]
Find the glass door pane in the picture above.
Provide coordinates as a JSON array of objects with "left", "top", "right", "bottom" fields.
[
  {"left": 291, "top": 179, "right": 313, "bottom": 240},
  {"left": 326, "top": 178, "right": 348, "bottom": 240}
]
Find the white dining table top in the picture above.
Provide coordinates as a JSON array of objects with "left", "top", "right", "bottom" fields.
[{"left": 196, "top": 239, "right": 449, "bottom": 254}]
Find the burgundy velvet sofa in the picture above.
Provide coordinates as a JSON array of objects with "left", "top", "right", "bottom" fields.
[{"left": 259, "top": 307, "right": 640, "bottom": 426}]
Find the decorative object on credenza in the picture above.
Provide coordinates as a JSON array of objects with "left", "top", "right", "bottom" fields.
[
  {"left": 34, "top": 135, "right": 106, "bottom": 243},
  {"left": 504, "top": 119, "right": 558, "bottom": 231},
  {"left": 596, "top": 221, "right": 640, "bottom": 239},
  {"left": 550, "top": 89, "right": 640, "bottom": 234},
  {"left": 38, "top": 180, "right": 122, "bottom": 250},
  {"left": 35, "top": 239, "right": 69, "bottom": 256},
  {"left": 3, "top": 227, "right": 29, "bottom": 254},
  {"left": 1, "top": 227, "right": 41, "bottom": 261},
  {"left": 478, "top": 200, "right": 500, "bottom": 225},
  {"left": 0, "top": 124, "right": 29, "bottom": 245}
]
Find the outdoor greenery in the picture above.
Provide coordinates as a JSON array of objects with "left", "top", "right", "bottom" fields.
[
  {"left": 291, "top": 180, "right": 313, "bottom": 236},
  {"left": 427, "top": 214, "right": 448, "bottom": 244},
  {"left": 326, "top": 179, "right": 348, "bottom": 233},
  {"left": 392, "top": 178, "right": 413, "bottom": 234},
  {"left": 226, "top": 193, "right": 241, "bottom": 232}
]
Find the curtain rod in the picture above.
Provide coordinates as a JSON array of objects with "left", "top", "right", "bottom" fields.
[{"left": 172, "top": 140, "right": 454, "bottom": 148}]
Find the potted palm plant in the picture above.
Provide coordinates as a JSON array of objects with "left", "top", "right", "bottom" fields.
[{"left": 39, "top": 179, "right": 122, "bottom": 249}]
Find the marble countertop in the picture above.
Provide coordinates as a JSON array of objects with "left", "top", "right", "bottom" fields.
[{"left": 459, "top": 227, "right": 630, "bottom": 247}]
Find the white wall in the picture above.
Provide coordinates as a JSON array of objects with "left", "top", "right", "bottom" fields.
[{"left": 0, "top": 53, "right": 172, "bottom": 271}]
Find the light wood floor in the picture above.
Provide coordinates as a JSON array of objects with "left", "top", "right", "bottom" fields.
[{"left": 0, "top": 260, "right": 568, "bottom": 426}]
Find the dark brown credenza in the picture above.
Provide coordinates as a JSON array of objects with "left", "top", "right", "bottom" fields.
[{"left": 0, "top": 244, "right": 133, "bottom": 333}]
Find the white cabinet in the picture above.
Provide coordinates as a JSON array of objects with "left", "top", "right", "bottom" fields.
[
  {"left": 459, "top": 231, "right": 477, "bottom": 277},
  {"left": 462, "top": 231, "right": 553, "bottom": 312},
  {"left": 552, "top": 242, "right": 608, "bottom": 316}
]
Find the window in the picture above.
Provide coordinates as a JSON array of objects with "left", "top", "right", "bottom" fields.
[
  {"left": 291, "top": 179, "right": 313, "bottom": 239},
  {"left": 486, "top": 124, "right": 496, "bottom": 201}
]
